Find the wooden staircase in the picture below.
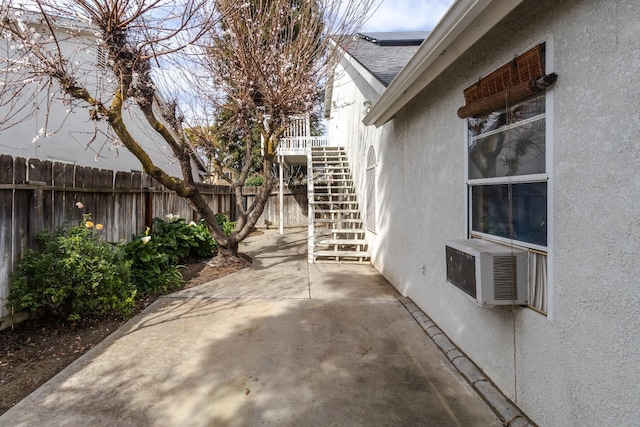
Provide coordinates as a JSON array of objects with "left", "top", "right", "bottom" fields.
[{"left": 307, "top": 146, "right": 370, "bottom": 263}]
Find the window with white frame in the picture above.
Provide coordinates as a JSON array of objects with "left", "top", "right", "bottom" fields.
[
  {"left": 365, "top": 146, "right": 376, "bottom": 232},
  {"left": 464, "top": 42, "right": 553, "bottom": 314}
]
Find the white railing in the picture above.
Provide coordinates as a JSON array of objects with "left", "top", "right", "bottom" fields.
[{"left": 277, "top": 136, "right": 333, "bottom": 155}]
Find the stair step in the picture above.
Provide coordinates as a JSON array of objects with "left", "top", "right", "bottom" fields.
[
  {"left": 313, "top": 186, "right": 354, "bottom": 190},
  {"left": 312, "top": 202, "right": 360, "bottom": 213},
  {"left": 314, "top": 171, "right": 351, "bottom": 175},
  {"left": 315, "top": 233, "right": 365, "bottom": 238},
  {"left": 314, "top": 218, "right": 363, "bottom": 224},
  {"left": 313, "top": 192, "right": 355, "bottom": 196},
  {"left": 316, "top": 238, "right": 367, "bottom": 245},
  {"left": 315, "top": 228, "right": 365, "bottom": 236},
  {"left": 314, "top": 250, "right": 370, "bottom": 258},
  {"left": 313, "top": 201, "right": 359, "bottom": 205},
  {"left": 310, "top": 199, "right": 359, "bottom": 204},
  {"left": 313, "top": 195, "right": 358, "bottom": 199},
  {"left": 314, "top": 208, "right": 361, "bottom": 214},
  {"left": 313, "top": 175, "right": 352, "bottom": 179}
]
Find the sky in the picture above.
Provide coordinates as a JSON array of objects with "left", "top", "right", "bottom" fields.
[{"left": 361, "top": 0, "right": 455, "bottom": 32}]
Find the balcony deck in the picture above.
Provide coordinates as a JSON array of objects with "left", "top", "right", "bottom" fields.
[{"left": 276, "top": 136, "right": 334, "bottom": 165}]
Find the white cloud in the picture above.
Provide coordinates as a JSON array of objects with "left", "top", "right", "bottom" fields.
[{"left": 362, "top": 0, "right": 455, "bottom": 32}]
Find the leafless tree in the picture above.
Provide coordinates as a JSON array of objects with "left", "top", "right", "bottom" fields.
[
  {"left": 0, "top": 0, "right": 375, "bottom": 257},
  {"left": 184, "top": 0, "right": 376, "bottom": 255}
]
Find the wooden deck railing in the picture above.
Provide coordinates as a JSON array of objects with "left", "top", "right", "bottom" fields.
[{"left": 277, "top": 136, "right": 333, "bottom": 155}]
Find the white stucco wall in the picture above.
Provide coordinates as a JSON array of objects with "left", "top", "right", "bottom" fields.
[{"left": 328, "top": 0, "right": 640, "bottom": 425}]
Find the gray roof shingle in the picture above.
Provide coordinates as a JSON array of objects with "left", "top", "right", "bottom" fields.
[{"left": 343, "top": 32, "right": 429, "bottom": 86}]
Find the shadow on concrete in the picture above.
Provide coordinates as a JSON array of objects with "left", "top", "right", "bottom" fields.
[{"left": 0, "top": 229, "right": 500, "bottom": 427}]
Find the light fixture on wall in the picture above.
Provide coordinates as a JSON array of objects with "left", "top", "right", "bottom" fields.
[{"left": 362, "top": 100, "right": 372, "bottom": 115}]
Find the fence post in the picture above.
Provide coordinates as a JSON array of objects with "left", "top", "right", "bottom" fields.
[{"left": 144, "top": 190, "right": 154, "bottom": 229}]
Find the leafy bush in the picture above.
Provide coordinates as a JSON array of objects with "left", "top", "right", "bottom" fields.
[
  {"left": 124, "top": 231, "right": 183, "bottom": 297},
  {"left": 152, "top": 215, "right": 217, "bottom": 263},
  {"left": 215, "top": 213, "right": 236, "bottom": 236},
  {"left": 8, "top": 216, "right": 135, "bottom": 322},
  {"left": 124, "top": 215, "right": 217, "bottom": 296},
  {"left": 244, "top": 174, "right": 263, "bottom": 186}
]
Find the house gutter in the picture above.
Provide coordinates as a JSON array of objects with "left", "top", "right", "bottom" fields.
[{"left": 362, "top": 0, "right": 525, "bottom": 128}]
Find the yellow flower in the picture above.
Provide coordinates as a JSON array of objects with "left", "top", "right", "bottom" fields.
[
  {"left": 85, "top": 221, "right": 94, "bottom": 228},
  {"left": 95, "top": 223, "right": 104, "bottom": 230}
]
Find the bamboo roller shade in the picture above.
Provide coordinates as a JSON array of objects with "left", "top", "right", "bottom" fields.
[{"left": 457, "top": 44, "right": 557, "bottom": 118}]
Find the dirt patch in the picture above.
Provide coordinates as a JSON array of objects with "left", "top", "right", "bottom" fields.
[{"left": 0, "top": 255, "right": 251, "bottom": 415}]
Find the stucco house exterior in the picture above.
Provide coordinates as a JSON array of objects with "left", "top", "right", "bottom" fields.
[{"left": 326, "top": 0, "right": 640, "bottom": 425}]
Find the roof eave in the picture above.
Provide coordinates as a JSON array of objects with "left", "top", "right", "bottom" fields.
[{"left": 363, "top": 0, "right": 525, "bottom": 127}]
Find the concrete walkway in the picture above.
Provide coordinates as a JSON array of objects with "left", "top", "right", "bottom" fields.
[{"left": 0, "top": 229, "right": 502, "bottom": 426}]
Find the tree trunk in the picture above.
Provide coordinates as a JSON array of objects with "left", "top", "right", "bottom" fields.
[{"left": 216, "top": 238, "right": 239, "bottom": 259}]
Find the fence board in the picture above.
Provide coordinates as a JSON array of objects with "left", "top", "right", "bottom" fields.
[
  {"left": 0, "top": 156, "right": 14, "bottom": 319},
  {"left": 13, "top": 158, "right": 29, "bottom": 259},
  {"left": 131, "top": 172, "right": 143, "bottom": 235},
  {"left": 42, "top": 161, "right": 53, "bottom": 232},
  {"left": 93, "top": 169, "right": 112, "bottom": 234},
  {"left": 52, "top": 163, "right": 66, "bottom": 229},
  {"left": 62, "top": 164, "right": 75, "bottom": 225},
  {"left": 114, "top": 171, "right": 132, "bottom": 240}
]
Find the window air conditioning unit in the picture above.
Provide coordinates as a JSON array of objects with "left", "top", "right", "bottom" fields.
[{"left": 445, "top": 239, "right": 528, "bottom": 306}]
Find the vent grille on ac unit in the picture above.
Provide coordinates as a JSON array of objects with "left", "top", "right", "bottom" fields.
[
  {"left": 446, "top": 246, "right": 476, "bottom": 298},
  {"left": 493, "top": 255, "right": 519, "bottom": 300}
]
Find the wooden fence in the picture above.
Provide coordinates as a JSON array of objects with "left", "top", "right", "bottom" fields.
[{"left": 0, "top": 155, "right": 307, "bottom": 323}]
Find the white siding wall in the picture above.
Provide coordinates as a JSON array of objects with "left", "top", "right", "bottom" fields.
[
  {"left": 328, "top": 0, "right": 640, "bottom": 425},
  {"left": 0, "top": 22, "right": 186, "bottom": 176}
]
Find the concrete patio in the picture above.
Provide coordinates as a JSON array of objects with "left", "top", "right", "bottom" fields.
[{"left": 0, "top": 228, "right": 504, "bottom": 426}]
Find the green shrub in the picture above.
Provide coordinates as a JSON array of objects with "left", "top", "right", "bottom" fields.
[
  {"left": 215, "top": 213, "right": 236, "bottom": 236},
  {"left": 124, "top": 231, "right": 183, "bottom": 297},
  {"left": 8, "top": 216, "right": 135, "bottom": 322},
  {"left": 153, "top": 215, "right": 217, "bottom": 263},
  {"left": 244, "top": 174, "right": 263, "bottom": 186},
  {"left": 124, "top": 215, "right": 217, "bottom": 296}
]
